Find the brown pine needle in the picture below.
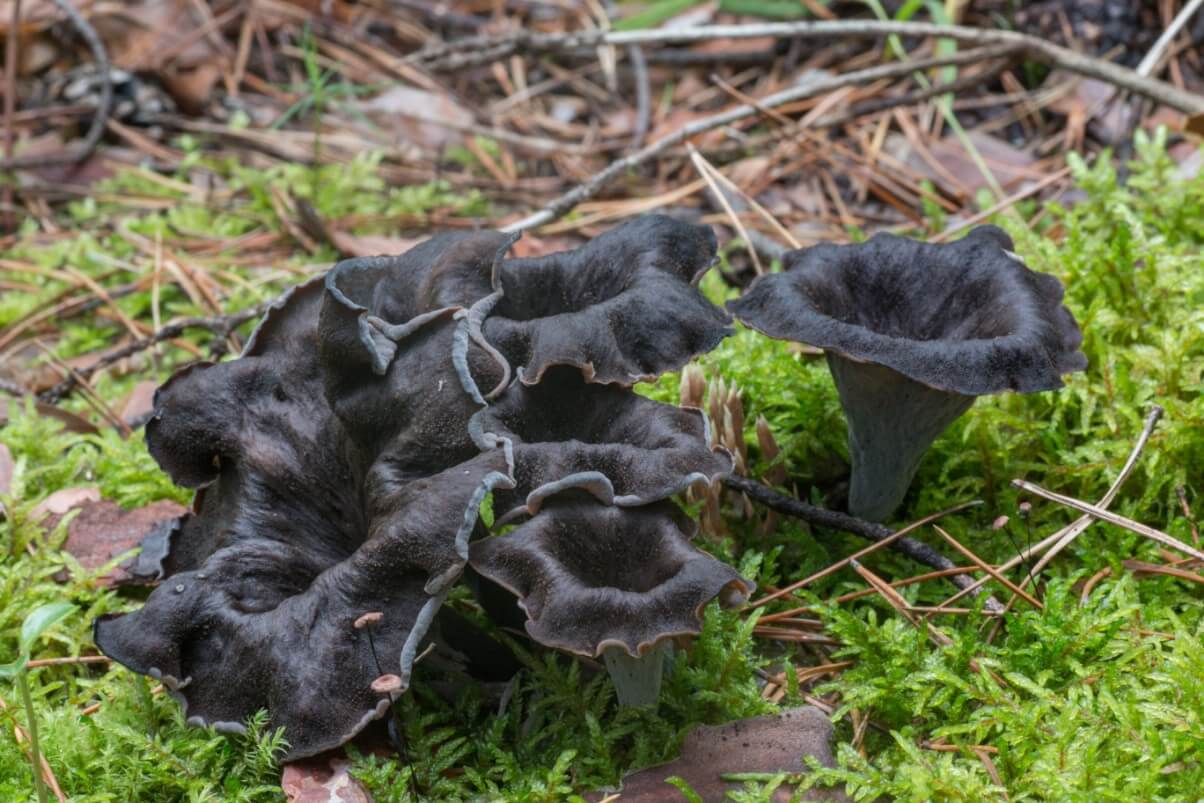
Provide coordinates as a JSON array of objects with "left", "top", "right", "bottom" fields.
[
  {"left": 931, "top": 525, "right": 1043, "bottom": 609},
  {"left": 688, "top": 146, "right": 764, "bottom": 274},
  {"left": 752, "top": 500, "right": 980, "bottom": 608}
]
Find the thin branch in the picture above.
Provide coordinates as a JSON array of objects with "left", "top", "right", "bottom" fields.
[
  {"left": 502, "top": 44, "right": 1019, "bottom": 232},
  {"left": 1136, "top": 0, "right": 1204, "bottom": 77},
  {"left": 411, "top": 21, "right": 1204, "bottom": 115},
  {"left": 724, "top": 474, "right": 1001, "bottom": 611},
  {"left": 37, "top": 306, "right": 266, "bottom": 404}
]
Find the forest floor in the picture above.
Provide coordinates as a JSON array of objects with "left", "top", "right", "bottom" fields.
[{"left": 1, "top": 1, "right": 1203, "bottom": 801}]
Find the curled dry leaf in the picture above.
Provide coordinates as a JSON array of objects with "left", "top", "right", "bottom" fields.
[{"left": 62, "top": 499, "right": 188, "bottom": 585}]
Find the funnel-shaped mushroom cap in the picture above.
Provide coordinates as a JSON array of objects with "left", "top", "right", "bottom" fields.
[
  {"left": 727, "top": 226, "right": 1087, "bottom": 521},
  {"left": 482, "top": 215, "right": 734, "bottom": 386},
  {"left": 727, "top": 226, "right": 1086, "bottom": 396},
  {"left": 468, "top": 497, "right": 753, "bottom": 658},
  {"left": 94, "top": 451, "right": 510, "bottom": 762},
  {"left": 472, "top": 366, "right": 731, "bottom": 520}
]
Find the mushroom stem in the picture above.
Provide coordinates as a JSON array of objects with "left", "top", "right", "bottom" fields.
[
  {"left": 828, "top": 355, "right": 974, "bottom": 522},
  {"left": 602, "top": 642, "right": 671, "bottom": 707}
]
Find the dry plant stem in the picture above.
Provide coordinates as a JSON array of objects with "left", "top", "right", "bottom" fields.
[
  {"left": 503, "top": 44, "right": 1019, "bottom": 232},
  {"left": 1124, "top": 560, "right": 1204, "bottom": 586},
  {"left": 937, "top": 405, "right": 1164, "bottom": 610},
  {"left": 0, "top": 0, "right": 113, "bottom": 171},
  {"left": 413, "top": 21, "right": 1204, "bottom": 115},
  {"left": 1012, "top": 480, "right": 1204, "bottom": 563},
  {"left": 727, "top": 474, "right": 1001, "bottom": 610},
  {"left": 689, "top": 146, "right": 764, "bottom": 273},
  {"left": 38, "top": 305, "right": 267, "bottom": 403},
  {"left": 25, "top": 655, "right": 110, "bottom": 668},
  {"left": 1, "top": 683, "right": 65, "bottom": 802}
]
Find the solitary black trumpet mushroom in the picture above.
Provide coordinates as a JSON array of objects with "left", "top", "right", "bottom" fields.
[
  {"left": 94, "top": 215, "right": 746, "bottom": 758},
  {"left": 728, "top": 226, "right": 1087, "bottom": 521}
]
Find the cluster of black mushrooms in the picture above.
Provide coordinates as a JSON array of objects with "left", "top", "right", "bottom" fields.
[{"left": 94, "top": 216, "right": 1086, "bottom": 761}]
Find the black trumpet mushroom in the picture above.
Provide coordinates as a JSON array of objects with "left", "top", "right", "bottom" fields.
[
  {"left": 469, "top": 496, "right": 753, "bottom": 705},
  {"left": 95, "top": 214, "right": 748, "bottom": 757},
  {"left": 728, "top": 226, "right": 1087, "bottom": 521}
]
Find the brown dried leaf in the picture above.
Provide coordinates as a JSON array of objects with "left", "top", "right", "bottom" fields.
[
  {"left": 328, "top": 232, "right": 421, "bottom": 259},
  {"left": 30, "top": 487, "right": 101, "bottom": 521},
  {"left": 62, "top": 498, "right": 187, "bottom": 584},
  {"left": 356, "top": 86, "right": 473, "bottom": 149},
  {"left": 120, "top": 380, "right": 159, "bottom": 425},
  {"left": 281, "top": 756, "right": 373, "bottom": 803},
  {"left": 890, "top": 130, "right": 1040, "bottom": 194},
  {"left": 592, "top": 707, "right": 847, "bottom": 802},
  {"left": 1187, "top": 113, "right": 1204, "bottom": 138}
]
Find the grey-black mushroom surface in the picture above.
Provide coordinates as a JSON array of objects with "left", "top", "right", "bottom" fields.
[
  {"left": 470, "top": 366, "right": 732, "bottom": 520},
  {"left": 728, "top": 226, "right": 1087, "bottom": 521},
  {"left": 468, "top": 496, "right": 753, "bottom": 659},
  {"left": 480, "top": 214, "right": 734, "bottom": 386},
  {"left": 97, "top": 263, "right": 513, "bottom": 761}
]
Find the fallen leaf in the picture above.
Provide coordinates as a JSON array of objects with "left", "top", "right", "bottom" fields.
[
  {"left": 90, "top": 0, "right": 225, "bottom": 109},
  {"left": 1187, "top": 113, "right": 1204, "bottom": 138},
  {"left": 120, "top": 380, "right": 159, "bottom": 425},
  {"left": 328, "top": 232, "right": 420, "bottom": 259},
  {"left": 282, "top": 756, "right": 373, "bottom": 803},
  {"left": 889, "top": 131, "right": 1041, "bottom": 196},
  {"left": 356, "top": 86, "right": 474, "bottom": 150},
  {"left": 591, "top": 706, "right": 848, "bottom": 802},
  {"left": 30, "top": 487, "right": 101, "bottom": 521},
  {"left": 61, "top": 499, "right": 187, "bottom": 584}
]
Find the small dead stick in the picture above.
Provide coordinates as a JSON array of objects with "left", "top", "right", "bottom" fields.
[
  {"left": 727, "top": 474, "right": 1001, "bottom": 611},
  {"left": 1011, "top": 480, "right": 1204, "bottom": 564},
  {"left": 503, "top": 44, "right": 1019, "bottom": 232},
  {"left": 38, "top": 305, "right": 267, "bottom": 404},
  {"left": 0, "top": 0, "right": 113, "bottom": 171}
]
